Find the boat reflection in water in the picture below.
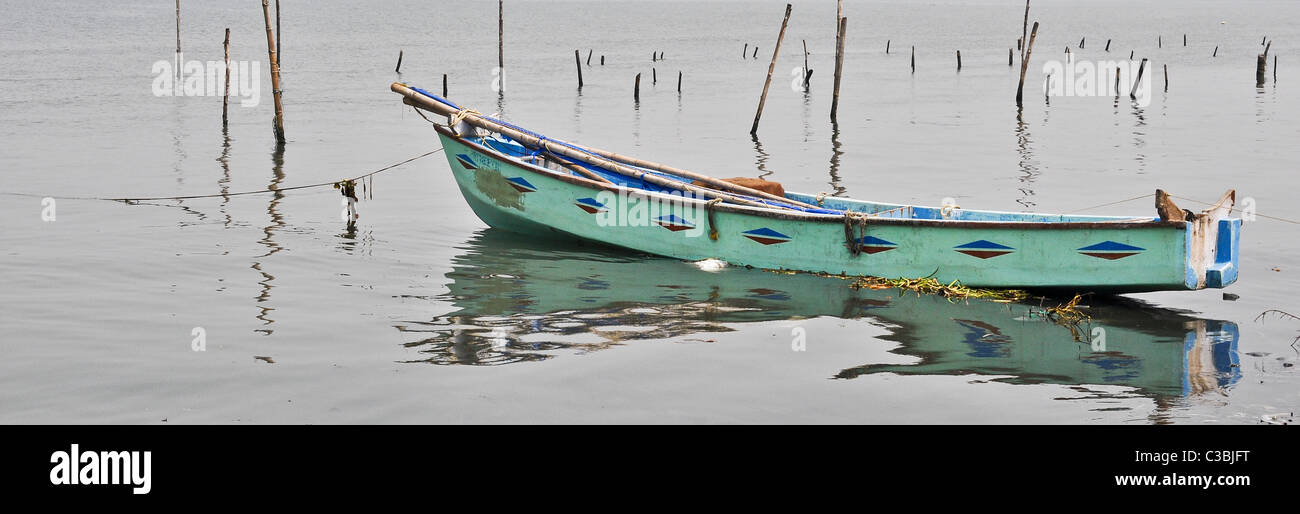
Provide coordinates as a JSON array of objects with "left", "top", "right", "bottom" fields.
[{"left": 398, "top": 231, "right": 1240, "bottom": 400}]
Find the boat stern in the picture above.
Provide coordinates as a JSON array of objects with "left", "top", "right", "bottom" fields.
[{"left": 1183, "top": 190, "right": 1241, "bottom": 290}]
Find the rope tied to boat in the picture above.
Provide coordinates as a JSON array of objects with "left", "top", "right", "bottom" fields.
[
  {"left": 705, "top": 198, "right": 723, "bottom": 241},
  {"left": 815, "top": 191, "right": 828, "bottom": 207},
  {"left": 447, "top": 108, "right": 484, "bottom": 133},
  {"left": 843, "top": 211, "right": 868, "bottom": 256}
]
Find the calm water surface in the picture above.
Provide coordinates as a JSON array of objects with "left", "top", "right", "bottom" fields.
[{"left": 2, "top": 0, "right": 1298, "bottom": 423}]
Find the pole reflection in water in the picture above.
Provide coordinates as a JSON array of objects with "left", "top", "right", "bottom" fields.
[
  {"left": 1014, "top": 106, "right": 1038, "bottom": 210},
  {"left": 751, "top": 133, "right": 772, "bottom": 179},
  {"left": 827, "top": 120, "right": 847, "bottom": 197},
  {"left": 252, "top": 142, "right": 286, "bottom": 335},
  {"left": 396, "top": 230, "right": 1241, "bottom": 407}
]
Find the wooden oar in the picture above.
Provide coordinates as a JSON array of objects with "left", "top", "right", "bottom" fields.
[
  {"left": 543, "top": 140, "right": 819, "bottom": 209},
  {"left": 393, "top": 83, "right": 817, "bottom": 211},
  {"left": 395, "top": 83, "right": 806, "bottom": 212}
]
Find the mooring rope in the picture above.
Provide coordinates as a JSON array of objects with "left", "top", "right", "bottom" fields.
[
  {"left": 1066, "top": 192, "right": 1299, "bottom": 225},
  {"left": 3, "top": 148, "right": 443, "bottom": 203},
  {"left": 1063, "top": 193, "right": 1154, "bottom": 214},
  {"left": 843, "top": 211, "right": 868, "bottom": 256},
  {"left": 705, "top": 198, "right": 723, "bottom": 241}
]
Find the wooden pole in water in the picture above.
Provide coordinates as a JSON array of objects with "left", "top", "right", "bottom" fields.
[
  {"left": 1158, "top": 35, "right": 1162, "bottom": 48},
  {"left": 652, "top": 67, "right": 657, "bottom": 84},
  {"left": 1183, "top": 34, "right": 1186, "bottom": 47},
  {"left": 1016, "top": 22, "right": 1039, "bottom": 105},
  {"left": 443, "top": 73, "right": 448, "bottom": 97},
  {"left": 1080, "top": 37, "right": 1085, "bottom": 49},
  {"left": 956, "top": 50, "right": 962, "bottom": 71},
  {"left": 1105, "top": 39, "right": 1111, "bottom": 52},
  {"left": 677, "top": 71, "right": 682, "bottom": 93},
  {"left": 743, "top": 43, "right": 748, "bottom": 59},
  {"left": 1257, "top": 42, "right": 1270, "bottom": 87},
  {"left": 601, "top": 55, "right": 605, "bottom": 65},
  {"left": 911, "top": 45, "right": 915, "bottom": 73},
  {"left": 803, "top": 39, "right": 810, "bottom": 88},
  {"left": 634, "top": 73, "right": 640, "bottom": 101},
  {"left": 1021, "top": 0, "right": 1030, "bottom": 60},
  {"left": 275, "top": 0, "right": 281, "bottom": 63},
  {"left": 587, "top": 49, "right": 592, "bottom": 66},
  {"left": 395, "top": 50, "right": 403, "bottom": 73},
  {"left": 261, "top": 0, "right": 284, "bottom": 144},
  {"left": 750, "top": 3, "right": 792, "bottom": 135},
  {"left": 498, "top": 0, "right": 504, "bottom": 92},
  {"left": 1163, "top": 63, "right": 1168, "bottom": 92},
  {"left": 1131, "top": 58, "right": 1148, "bottom": 99},
  {"left": 1213, "top": 46, "right": 1218, "bottom": 57},
  {"left": 222, "top": 28, "right": 230, "bottom": 127},
  {"left": 753, "top": 46, "right": 759, "bottom": 59},
  {"left": 175, "top": 0, "right": 181, "bottom": 57},
  {"left": 1009, "top": 48, "right": 1013, "bottom": 66},
  {"left": 831, "top": 16, "right": 847, "bottom": 121},
  {"left": 1115, "top": 66, "right": 1121, "bottom": 98},
  {"left": 1275, "top": 54, "right": 1278, "bottom": 83},
  {"left": 836, "top": 0, "right": 843, "bottom": 58},
  {"left": 574, "top": 49, "right": 583, "bottom": 88},
  {"left": 887, "top": 39, "right": 891, "bottom": 54},
  {"left": 1129, "top": 50, "right": 1134, "bottom": 60}
]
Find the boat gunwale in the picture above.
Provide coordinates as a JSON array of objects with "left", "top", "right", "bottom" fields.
[{"left": 435, "top": 125, "right": 1188, "bottom": 231}]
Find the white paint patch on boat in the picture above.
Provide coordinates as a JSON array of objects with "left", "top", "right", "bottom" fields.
[{"left": 692, "top": 258, "right": 728, "bottom": 272}]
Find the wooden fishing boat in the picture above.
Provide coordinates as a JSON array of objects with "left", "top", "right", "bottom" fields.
[{"left": 393, "top": 83, "right": 1241, "bottom": 293}]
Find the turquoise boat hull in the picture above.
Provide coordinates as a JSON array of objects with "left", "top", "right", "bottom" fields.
[{"left": 430, "top": 124, "right": 1240, "bottom": 293}]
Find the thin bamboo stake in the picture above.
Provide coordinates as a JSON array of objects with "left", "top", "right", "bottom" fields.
[
  {"left": 1131, "top": 58, "right": 1148, "bottom": 99},
  {"left": 1008, "top": 47, "right": 1013, "bottom": 66},
  {"left": 956, "top": 50, "right": 962, "bottom": 71},
  {"left": 261, "top": 0, "right": 284, "bottom": 144},
  {"left": 887, "top": 39, "right": 891, "bottom": 54},
  {"left": 652, "top": 67, "right": 657, "bottom": 84},
  {"left": 498, "top": 0, "right": 504, "bottom": 92},
  {"left": 1021, "top": 0, "right": 1030, "bottom": 60},
  {"left": 1163, "top": 64, "right": 1168, "bottom": 92},
  {"left": 750, "top": 3, "right": 792, "bottom": 135},
  {"left": 677, "top": 71, "right": 682, "bottom": 93},
  {"left": 1115, "top": 67, "right": 1120, "bottom": 98},
  {"left": 831, "top": 16, "right": 847, "bottom": 120},
  {"left": 802, "top": 39, "right": 810, "bottom": 88},
  {"left": 587, "top": 49, "right": 592, "bottom": 66},
  {"left": 222, "top": 28, "right": 230, "bottom": 127},
  {"left": 275, "top": 0, "right": 281, "bottom": 63},
  {"left": 634, "top": 73, "right": 640, "bottom": 101},
  {"left": 836, "top": 0, "right": 843, "bottom": 58},
  {"left": 911, "top": 45, "right": 915, "bottom": 73},
  {"left": 1016, "top": 21, "right": 1039, "bottom": 105},
  {"left": 443, "top": 73, "right": 448, "bottom": 97},
  {"left": 743, "top": 43, "right": 748, "bottom": 59},
  {"left": 1106, "top": 39, "right": 1111, "bottom": 52},
  {"left": 1213, "top": 46, "right": 1218, "bottom": 57},
  {"left": 1080, "top": 37, "right": 1085, "bottom": 49},
  {"left": 395, "top": 50, "right": 403, "bottom": 73},
  {"left": 574, "top": 49, "right": 583, "bottom": 88},
  {"left": 175, "top": 0, "right": 181, "bottom": 56}
]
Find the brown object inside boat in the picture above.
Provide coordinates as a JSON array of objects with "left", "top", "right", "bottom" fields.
[{"left": 693, "top": 177, "right": 786, "bottom": 198}]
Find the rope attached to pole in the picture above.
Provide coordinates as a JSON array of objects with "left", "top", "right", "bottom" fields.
[{"left": 4, "top": 148, "right": 443, "bottom": 203}]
